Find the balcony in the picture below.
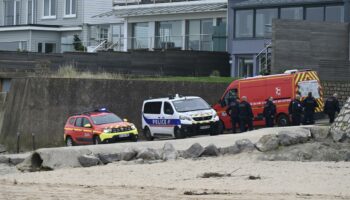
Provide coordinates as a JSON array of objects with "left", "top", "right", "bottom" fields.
[{"left": 113, "top": 0, "right": 200, "bottom": 6}]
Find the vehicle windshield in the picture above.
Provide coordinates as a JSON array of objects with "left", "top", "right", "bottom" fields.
[
  {"left": 91, "top": 113, "right": 123, "bottom": 125},
  {"left": 173, "top": 98, "right": 211, "bottom": 112}
]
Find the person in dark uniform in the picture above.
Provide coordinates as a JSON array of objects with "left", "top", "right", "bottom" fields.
[
  {"left": 288, "top": 95, "right": 303, "bottom": 126},
  {"left": 239, "top": 96, "right": 254, "bottom": 132},
  {"left": 263, "top": 96, "right": 276, "bottom": 127},
  {"left": 226, "top": 97, "right": 240, "bottom": 133},
  {"left": 324, "top": 93, "right": 340, "bottom": 123},
  {"left": 302, "top": 92, "right": 318, "bottom": 125}
]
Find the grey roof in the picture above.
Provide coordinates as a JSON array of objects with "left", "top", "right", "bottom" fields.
[
  {"left": 234, "top": 0, "right": 343, "bottom": 8},
  {"left": 95, "top": 2, "right": 227, "bottom": 18}
]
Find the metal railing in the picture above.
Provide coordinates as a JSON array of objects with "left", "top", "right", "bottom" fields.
[{"left": 113, "top": 0, "right": 200, "bottom": 6}]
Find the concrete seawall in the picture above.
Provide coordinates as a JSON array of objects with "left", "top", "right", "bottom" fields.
[{"left": 0, "top": 78, "right": 228, "bottom": 152}]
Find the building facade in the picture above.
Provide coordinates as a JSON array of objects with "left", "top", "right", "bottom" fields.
[
  {"left": 228, "top": 0, "right": 350, "bottom": 77},
  {"left": 0, "top": 0, "right": 120, "bottom": 53},
  {"left": 96, "top": 0, "right": 227, "bottom": 52}
]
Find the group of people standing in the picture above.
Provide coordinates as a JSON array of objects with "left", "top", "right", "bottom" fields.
[{"left": 226, "top": 92, "right": 340, "bottom": 133}]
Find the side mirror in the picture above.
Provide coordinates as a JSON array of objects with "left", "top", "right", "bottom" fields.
[
  {"left": 84, "top": 123, "right": 92, "bottom": 128},
  {"left": 219, "top": 99, "right": 225, "bottom": 107},
  {"left": 123, "top": 118, "right": 128, "bottom": 122}
]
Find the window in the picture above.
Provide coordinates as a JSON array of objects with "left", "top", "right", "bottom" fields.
[
  {"left": 156, "top": 21, "right": 182, "bottom": 49},
  {"left": 132, "top": 23, "right": 149, "bottom": 49},
  {"left": 326, "top": 5, "right": 344, "bottom": 22},
  {"left": 187, "top": 19, "right": 214, "bottom": 51},
  {"left": 255, "top": 8, "right": 278, "bottom": 38},
  {"left": 238, "top": 57, "right": 254, "bottom": 77},
  {"left": 38, "top": 43, "right": 43, "bottom": 52},
  {"left": 43, "top": 0, "right": 56, "bottom": 18},
  {"left": 143, "top": 102, "right": 162, "bottom": 114},
  {"left": 45, "top": 43, "right": 56, "bottom": 53},
  {"left": 281, "top": 7, "right": 303, "bottom": 20},
  {"left": 65, "top": 0, "right": 76, "bottom": 17},
  {"left": 75, "top": 117, "right": 82, "bottom": 127},
  {"left": 27, "top": 0, "right": 34, "bottom": 24},
  {"left": 4, "top": 0, "right": 20, "bottom": 25},
  {"left": 223, "top": 89, "right": 238, "bottom": 107},
  {"left": 306, "top": 7, "right": 324, "bottom": 22},
  {"left": 82, "top": 118, "right": 91, "bottom": 127},
  {"left": 68, "top": 117, "right": 75, "bottom": 125},
  {"left": 164, "top": 102, "right": 174, "bottom": 115},
  {"left": 99, "top": 27, "right": 109, "bottom": 41},
  {"left": 235, "top": 10, "right": 253, "bottom": 38},
  {"left": 112, "top": 24, "right": 124, "bottom": 51}
]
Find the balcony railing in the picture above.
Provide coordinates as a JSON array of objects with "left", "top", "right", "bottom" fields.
[{"left": 113, "top": 0, "right": 200, "bottom": 6}]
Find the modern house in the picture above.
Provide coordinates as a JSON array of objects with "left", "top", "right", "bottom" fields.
[
  {"left": 228, "top": 0, "right": 348, "bottom": 77},
  {"left": 0, "top": 0, "right": 121, "bottom": 53},
  {"left": 96, "top": 0, "right": 228, "bottom": 52}
]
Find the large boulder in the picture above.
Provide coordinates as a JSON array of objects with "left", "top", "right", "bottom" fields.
[
  {"left": 330, "top": 128, "right": 347, "bottom": 142},
  {"left": 78, "top": 154, "right": 101, "bottom": 167},
  {"left": 120, "top": 147, "right": 138, "bottom": 161},
  {"left": 219, "top": 145, "right": 240, "bottom": 155},
  {"left": 162, "top": 143, "right": 178, "bottom": 161},
  {"left": 235, "top": 139, "right": 255, "bottom": 152},
  {"left": 97, "top": 153, "right": 121, "bottom": 164},
  {"left": 182, "top": 143, "right": 205, "bottom": 158},
  {"left": 277, "top": 128, "right": 310, "bottom": 146},
  {"left": 136, "top": 148, "right": 161, "bottom": 160},
  {"left": 0, "top": 156, "right": 9, "bottom": 164},
  {"left": 308, "top": 126, "right": 330, "bottom": 141},
  {"left": 202, "top": 144, "right": 220, "bottom": 157},
  {"left": 255, "top": 134, "right": 279, "bottom": 152},
  {"left": 330, "top": 97, "right": 350, "bottom": 142}
]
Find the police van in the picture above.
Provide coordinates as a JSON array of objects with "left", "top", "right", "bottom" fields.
[{"left": 142, "top": 95, "right": 220, "bottom": 140}]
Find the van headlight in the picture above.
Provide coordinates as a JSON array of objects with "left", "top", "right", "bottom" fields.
[
  {"left": 131, "top": 124, "right": 136, "bottom": 130},
  {"left": 180, "top": 115, "right": 191, "bottom": 121},
  {"left": 103, "top": 128, "right": 112, "bottom": 133}
]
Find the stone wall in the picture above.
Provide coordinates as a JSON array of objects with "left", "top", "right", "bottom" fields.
[
  {"left": 330, "top": 97, "right": 350, "bottom": 142},
  {"left": 322, "top": 81, "right": 350, "bottom": 107},
  {"left": 0, "top": 78, "right": 228, "bottom": 152}
]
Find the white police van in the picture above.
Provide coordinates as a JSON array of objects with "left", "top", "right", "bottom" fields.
[{"left": 141, "top": 94, "right": 220, "bottom": 140}]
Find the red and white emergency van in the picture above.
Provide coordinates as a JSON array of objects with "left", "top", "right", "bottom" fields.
[{"left": 213, "top": 70, "right": 324, "bottom": 129}]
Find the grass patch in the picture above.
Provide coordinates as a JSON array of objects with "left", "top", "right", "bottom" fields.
[{"left": 50, "top": 65, "right": 236, "bottom": 83}]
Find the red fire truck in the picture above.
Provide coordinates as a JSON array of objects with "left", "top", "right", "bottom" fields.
[{"left": 213, "top": 70, "right": 324, "bottom": 129}]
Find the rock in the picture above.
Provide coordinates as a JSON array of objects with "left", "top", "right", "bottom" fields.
[
  {"left": 330, "top": 128, "right": 347, "bottom": 142},
  {"left": 9, "top": 157, "right": 25, "bottom": 165},
  {"left": 0, "top": 156, "right": 9, "bottom": 164},
  {"left": 136, "top": 148, "right": 161, "bottom": 160},
  {"left": 162, "top": 143, "right": 178, "bottom": 161},
  {"left": 78, "top": 154, "right": 101, "bottom": 167},
  {"left": 255, "top": 134, "right": 279, "bottom": 152},
  {"left": 202, "top": 144, "right": 220, "bottom": 157},
  {"left": 182, "top": 143, "right": 205, "bottom": 159},
  {"left": 235, "top": 139, "right": 255, "bottom": 152},
  {"left": 120, "top": 148, "right": 137, "bottom": 161},
  {"left": 219, "top": 145, "right": 241, "bottom": 155},
  {"left": 308, "top": 126, "right": 330, "bottom": 141},
  {"left": 97, "top": 153, "right": 120, "bottom": 164},
  {"left": 0, "top": 144, "right": 6, "bottom": 153},
  {"left": 277, "top": 128, "right": 310, "bottom": 146}
]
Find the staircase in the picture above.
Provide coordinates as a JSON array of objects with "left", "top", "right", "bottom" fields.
[{"left": 256, "top": 42, "right": 272, "bottom": 75}]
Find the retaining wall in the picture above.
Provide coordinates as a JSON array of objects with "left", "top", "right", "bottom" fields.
[{"left": 0, "top": 78, "right": 228, "bottom": 152}]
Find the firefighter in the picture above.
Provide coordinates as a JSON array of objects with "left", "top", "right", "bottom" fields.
[
  {"left": 324, "top": 93, "right": 340, "bottom": 123},
  {"left": 302, "top": 92, "right": 318, "bottom": 125},
  {"left": 226, "top": 97, "right": 240, "bottom": 133},
  {"left": 288, "top": 94, "right": 303, "bottom": 126},
  {"left": 239, "top": 96, "right": 254, "bottom": 132},
  {"left": 263, "top": 96, "right": 276, "bottom": 127}
]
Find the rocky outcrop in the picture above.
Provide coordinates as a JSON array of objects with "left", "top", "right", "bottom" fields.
[
  {"left": 78, "top": 154, "right": 101, "bottom": 167},
  {"left": 202, "top": 144, "right": 220, "bottom": 157},
  {"left": 162, "top": 143, "right": 178, "bottom": 161},
  {"left": 330, "top": 97, "right": 350, "bottom": 142},
  {"left": 255, "top": 134, "right": 279, "bottom": 152},
  {"left": 182, "top": 143, "right": 205, "bottom": 159}
]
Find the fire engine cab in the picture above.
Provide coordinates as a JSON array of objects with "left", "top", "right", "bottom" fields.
[{"left": 213, "top": 70, "right": 324, "bottom": 129}]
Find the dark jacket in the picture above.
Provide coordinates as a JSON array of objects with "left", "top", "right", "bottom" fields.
[
  {"left": 263, "top": 100, "right": 276, "bottom": 118},
  {"left": 324, "top": 97, "right": 340, "bottom": 114},
  {"left": 239, "top": 101, "right": 254, "bottom": 119},
  {"left": 302, "top": 96, "right": 318, "bottom": 113},
  {"left": 226, "top": 99, "right": 240, "bottom": 118},
  {"left": 289, "top": 99, "right": 303, "bottom": 115}
]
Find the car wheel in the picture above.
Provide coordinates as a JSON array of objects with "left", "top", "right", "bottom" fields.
[
  {"left": 66, "top": 137, "right": 74, "bottom": 147},
  {"left": 277, "top": 114, "right": 289, "bottom": 127},
  {"left": 143, "top": 127, "right": 154, "bottom": 141},
  {"left": 131, "top": 134, "right": 138, "bottom": 142},
  {"left": 93, "top": 135, "right": 101, "bottom": 145},
  {"left": 210, "top": 121, "right": 224, "bottom": 136},
  {"left": 174, "top": 126, "right": 185, "bottom": 139}
]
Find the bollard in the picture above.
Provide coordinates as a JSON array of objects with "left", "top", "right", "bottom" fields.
[
  {"left": 16, "top": 132, "right": 20, "bottom": 154},
  {"left": 32, "top": 133, "right": 36, "bottom": 150}
]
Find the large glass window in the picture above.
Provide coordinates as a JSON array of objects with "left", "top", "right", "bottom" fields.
[
  {"left": 155, "top": 21, "right": 182, "bottom": 49},
  {"left": 132, "top": 22, "right": 149, "bottom": 49},
  {"left": 281, "top": 7, "right": 303, "bottom": 20},
  {"left": 213, "top": 18, "right": 227, "bottom": 52},
  {"left": 27, "top": 0, "right": 33, "bottom": 24},
  {"left": 112, "top": 24, "right": 124, "bottom": 51},
  {"left": 187, "top": 19, "right": 214, "bottom": 51},
  {"left": 4, "top": 0, "right": 20, "bottom": 25},
  {"left": 235, "top": 10, "right": 253, "bottom": 38},
  {"left": 326, "top": 5, "right": 344, "bottom": 22},
  {"left": 238, "top": 57, "right": 254, "bottom": 77},
  {"left": 255, "top": 8, "right": 278, "bottom": 38},
  {"left": 65, "top": 0, "right": 76, "bottom": 17},
  {"left": 306, "top": 7, "right": 324, "bottom": 22},
  {"left": 43, "top": 0, "right": 56, "bottom": 18}
]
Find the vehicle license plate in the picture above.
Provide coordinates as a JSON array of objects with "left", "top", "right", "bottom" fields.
[
  {"left": 200, "top": 125, "right": 210, "bottom": 130},
  {"left": 119, "top": 134, "right": 129, "bottom": 138}
]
